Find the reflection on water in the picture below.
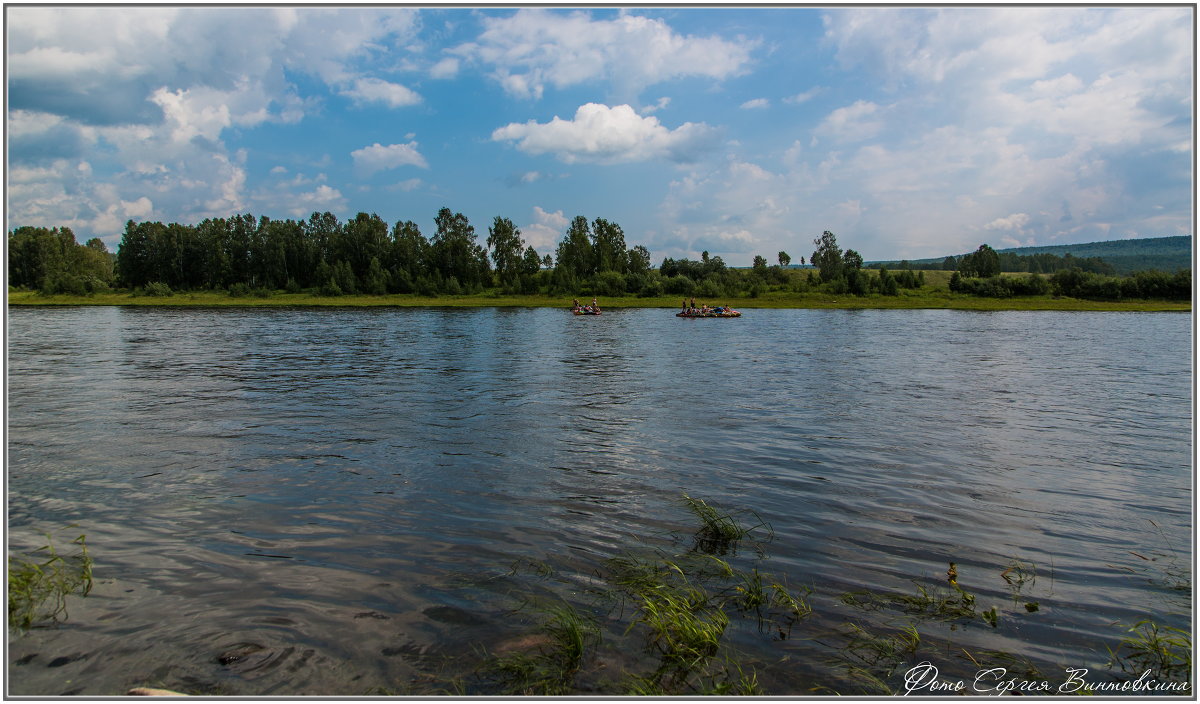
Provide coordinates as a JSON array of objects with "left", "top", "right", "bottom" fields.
[{"left": 7, "top": 306, "right": 1191, "bottom": 695}]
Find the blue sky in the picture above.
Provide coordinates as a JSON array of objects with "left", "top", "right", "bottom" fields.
[{"left": 6, "top": 6, "right": 1193, "bottom": 264}]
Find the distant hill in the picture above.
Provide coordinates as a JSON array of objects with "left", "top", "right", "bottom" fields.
[{"left": 873, "top": 236, "right": 1192, "bottom": 275}]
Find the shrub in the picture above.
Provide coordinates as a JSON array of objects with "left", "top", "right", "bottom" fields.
[
  {"left": 591, "top": 270, "right": 627, "bottom": 297},
  {"left": 662, "top": 275, "right": 696, "bottom": 296},
  {"left": 144, "top": 282, "right": 173, "bottom": 297},
  {"left": 637, "top": 278, "right": 664, "bottom": 298},
  {"left": 39, "top": 273, "right": 87, "bottom": 296},
  {"left": 695, "top": 278, "right": 724, "bottom": 299}
]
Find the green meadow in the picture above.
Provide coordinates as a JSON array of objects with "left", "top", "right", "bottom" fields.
[{"left": 8, "top": 286, "right": 1190, "bottom": 312}]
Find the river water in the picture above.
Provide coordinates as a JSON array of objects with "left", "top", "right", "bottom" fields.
[{"left": 6, "top": 306, "right": 1192, "bottom": 695}]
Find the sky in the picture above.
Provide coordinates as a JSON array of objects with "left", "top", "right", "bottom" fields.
[{"left": 5, "top": 5, "right": 1194, "bottom": 265}]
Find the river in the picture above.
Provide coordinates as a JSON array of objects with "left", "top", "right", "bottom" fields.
[{"left": 6, "top": 306, "right": 1192, "bottom": 695}]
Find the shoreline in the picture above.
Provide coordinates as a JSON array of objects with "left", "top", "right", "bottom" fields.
[{"left": 6, "top": 290, "right": 1191, "bottom": 312}]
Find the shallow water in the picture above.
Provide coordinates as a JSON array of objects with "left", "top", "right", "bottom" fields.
[{"left": 7, "top": 306, "right": 1192, "bottom": 695}]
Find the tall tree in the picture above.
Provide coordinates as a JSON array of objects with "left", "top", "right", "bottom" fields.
[
  {"left": 116, "top": 220, "right": 155, "bottom": 288},
  {"left": 554, "top": 216, "right": 593, "bottom": 280},
  {"left": 960, "top": 243, "right": 1000, "bottom": 278},
  {"left": 627, "top": 244, "right": 652, "bottom": 275},
  {"left": 431, "top": 207, "right": 489, "bottom": 290},
  {"left": 341, "top": 212, "right": 391, "bottom": 285},
  {"left": 778, "top": 251, "right": 791, "bottom": 268},
  {"left": 811, "top": 230, "right": 843, "bottom": 282},
  {"left": 591, "top": 217, "right": 627, "bottom": 274},
  {"left": 487, "top": 216, "right": 524, "bottom": 287},
  {"left": 390, "top": 219, "right": 428, "bottom": 293}
]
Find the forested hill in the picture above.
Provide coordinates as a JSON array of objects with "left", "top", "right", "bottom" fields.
[{"left": 876, "top": 236, "right": 1191, "bottom": 274}]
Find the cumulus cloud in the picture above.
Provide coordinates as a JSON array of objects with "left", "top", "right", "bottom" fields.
[
  {"left": 430, "top": 57, "right": 459, "bottom": 79},
  {"left": 814, "top": 100, "right": 885, "bottom": 143},
  {"left": 454, "top": 9, "right": 756, "bottom": 99},
  {"left": 740, "top": 98, "right": 770, "bottom": 110},
  {"left": 5, "top": 6, "right": 422, "bottom": 239},
  {"left": 342, "top": 77, "right": 422, "bottom": 108},
  {"left": 985, "top": 213, "right": 1032, "bottom": 231},
  {"left": 521, "top": 206, "right": 569, "bottom": 252},
  {"left": 492, "top": 103, "right": 720, "bottom": 164},
  {"left": 350, "top": 142, "right": 429, "bottom": 176}
]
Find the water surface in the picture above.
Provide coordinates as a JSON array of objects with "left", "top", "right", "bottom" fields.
[{"left": 7, "top": 306, "right": 1191, "bottom": 695}]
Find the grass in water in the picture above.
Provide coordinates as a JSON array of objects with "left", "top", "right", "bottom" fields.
[
  {"left": 840, "top": 580, "right": 978, "bottom": 621},
  {"left": 681, "top": 494, "right": 769, "bottom": 555},
  {"left": 1108, "top": 619, "right": 1192, "bottom": 682},
  {"left": 487, "top": 601, "right": 600, "bottom": 695},
  {"left": 436, "top": 512, "right": 1190, "bottom": 696},
  {"left": 8, "top": 531, "right": 93, "bottom": 631}
]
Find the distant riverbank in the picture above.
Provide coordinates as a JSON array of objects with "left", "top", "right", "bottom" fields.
[{"left": 7, "top": 289, "right": 1190, "bottom": 312}]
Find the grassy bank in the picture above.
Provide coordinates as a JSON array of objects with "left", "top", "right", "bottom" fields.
[{"left": 6, "top": 289, "right": 1190, "bottom": 312}]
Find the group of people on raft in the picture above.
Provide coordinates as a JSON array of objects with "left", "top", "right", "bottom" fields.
[
  {"left": 678, "top": 297, "right": 740, "bottom": 317},
  {"left": 571, "top": 298, "right": 602, "bottom": 315},
  {"left": 569, "top": 296, "right": 740, "bottom": 317}
]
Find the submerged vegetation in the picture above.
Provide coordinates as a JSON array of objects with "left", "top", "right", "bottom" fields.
[
  {"left": 8, "top": 530, "right": 93, "bottom": 631},
  {"left": 365, "top": 498, "right": 1192, "bottom": 697},
  {"left": 20, "top": 501, "right": 1190, "bottom": 696}
]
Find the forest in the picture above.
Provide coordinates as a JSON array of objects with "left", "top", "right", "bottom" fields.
[{"left": 5, "top": 212, "right": 1192, "bottom": 303}]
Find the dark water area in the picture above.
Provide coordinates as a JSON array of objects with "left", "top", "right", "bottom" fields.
[{"left": 6, "top": 306, "right": 1192, "bottom": 695}]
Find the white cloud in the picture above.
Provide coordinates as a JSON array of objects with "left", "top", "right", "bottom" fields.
[
  {"left": 984, "top": 213, "right": 1032, "bottom": 231},
  {"left": 350, "top": 142, "right": 429, "bottom": 176},
  {"left": 783, "top": 88, "right": 820, "bottom": 105},
  {"left": 640, "top": 97, "right": 672, "bottom": 115},
  {"left": 389, "top": 178, "right": 423, "bottom": 192},
  {"left": 521, "top": 206, "right": 569, "bottom": 252},
  {"left": 285, "top": 185, "right": 346, "bottom": 217},
  {"left": 740, "top": 98, "right": 770, "bottom": 110},
  {"left": 5, "top": 7, "right": 422, "bottom": 239},
  {"left": 455, "top": 9, "right": 756, "bottom": 99},
  {"left": 430, "top": 57, "right": 459, "bottom": 79},
  {"left": 492, "top": 103, "right": 719, "bottom": 164},
  {"left": 814, "top": 100, "right": 885, "bottom": 142},
  {"left": 342, "top": 77, "right": 422, "bottom": 108}
]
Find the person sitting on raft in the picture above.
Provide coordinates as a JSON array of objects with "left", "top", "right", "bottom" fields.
[{"left": 572, "top": 298, "right": 581, "bottom": 311}]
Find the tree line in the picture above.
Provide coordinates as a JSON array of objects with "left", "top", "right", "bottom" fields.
[
  {"left": 8, "top": 226, "right": 114, "bottom": 294},
  {"left": 9, "top": 210, "right": 654, "bottom": 298},
  {"left": 7, "top": 216, "right": 1189, "bottom": 302}
]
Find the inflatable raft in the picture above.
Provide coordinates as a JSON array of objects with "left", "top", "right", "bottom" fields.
[
  {"left": 572, "top": 308, "right": 602, "bottom": 315},
  {"left": 676, "top": 309, "right": 741, "bottom": 318}
]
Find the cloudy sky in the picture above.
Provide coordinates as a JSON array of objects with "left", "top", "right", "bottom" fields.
[{"left": 6, "top": 6, "right": 1193, "bottom": 264}]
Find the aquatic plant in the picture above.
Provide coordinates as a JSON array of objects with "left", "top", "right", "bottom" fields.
[
  {"left": 680, "top": 494, "right": 769, "bottom": 555},
  {"left": 839, "top": 621, "right": 921, "bottom": 677},
  {"left": 8, "top": 531, "right": 93, "bottom": 631},
  {"left": 486, "top": 601, "right": 600, "bottom": 695},
  {"left": 1107, "top": 619, "right": 1192, "bottom": 682},
  {"left": 839, "top": 580, "right": 978, "bottom": 621}
]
